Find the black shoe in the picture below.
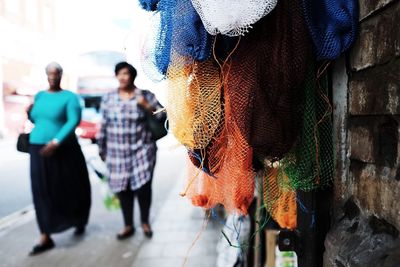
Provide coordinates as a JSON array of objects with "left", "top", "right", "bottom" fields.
[
  {"left": 74, "top": 226, "right": 85, "bottom": 236},
  {"left": 116, "top": 228, "right": 135, "bottom": 240},
  {"left": 144, "top": 230, "right": 153, "bottom": 239},
  {"left": 29, "top": 238, "right": 55, "bottom": 256}
]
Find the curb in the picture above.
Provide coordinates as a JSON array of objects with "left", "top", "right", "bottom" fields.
[{"left": 0, "top": 205, "right": 35, "bottom": 237}]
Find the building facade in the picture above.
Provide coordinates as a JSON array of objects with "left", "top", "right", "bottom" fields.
[{"left": 0, "top": 0, "right": 58, "bottom": 137}]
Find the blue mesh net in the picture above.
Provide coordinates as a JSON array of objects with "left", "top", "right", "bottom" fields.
[
  {"left": 139, "top": 0, "right": 213, "bottom": 77},
  {"left": 303, "top": 0, "right": 359, "bottom": 60},
  {"left": 139, "top": 0, "right": 159, "bottom": 11}
]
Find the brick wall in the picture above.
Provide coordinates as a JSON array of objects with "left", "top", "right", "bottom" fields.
[{"left": 325, "top": 1, "right": 400, "bottom": 266}]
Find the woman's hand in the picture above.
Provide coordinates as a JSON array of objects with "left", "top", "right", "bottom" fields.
[
  {"left": 40, "top": 141, "right": 59, "bottom": 157},
  {"left": 137, "top": 95, "right": 153, "bottom": 112},
  {"left": 99, "top": 152, "right": 107, "bottom": 162}
]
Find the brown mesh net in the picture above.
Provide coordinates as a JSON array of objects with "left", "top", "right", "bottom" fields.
[{"left": 223, "top": 0, "right": 311, "bottom": 161}]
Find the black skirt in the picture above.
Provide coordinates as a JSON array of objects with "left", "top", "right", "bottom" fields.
[{"left": 29, "top": 138, "right": 91, "bottom": 234}]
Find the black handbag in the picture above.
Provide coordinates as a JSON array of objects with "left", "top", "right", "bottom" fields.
[
  {"left": 145, "top": 111, "right": 168, "bottom": 141},
  {"left": 17, "top": 133, "right": 30, "bottom": 153}
]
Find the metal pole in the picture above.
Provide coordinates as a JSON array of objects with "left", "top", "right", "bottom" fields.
[{"left": 296, "top": 190, "right": 318, "bottom": 267}]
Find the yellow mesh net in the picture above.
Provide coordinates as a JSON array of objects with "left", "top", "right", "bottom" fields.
[{"left": 166, "top": 52, "right": 222, "bottom": 150}]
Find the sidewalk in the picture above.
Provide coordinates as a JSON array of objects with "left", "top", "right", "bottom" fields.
[
  {"left": 0, "top": 138, "right": 222, "bottom": 267},
  {"left": 132, "top": 177, "right": 221, "bottom": 267}
]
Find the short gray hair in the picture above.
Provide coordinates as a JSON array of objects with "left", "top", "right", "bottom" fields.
[{"left": 45, "top": 62, "right": 63, "bottom": 75}]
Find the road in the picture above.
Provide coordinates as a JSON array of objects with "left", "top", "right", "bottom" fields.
[
  {"left": 0, "top": 136, "right": 185, "bottom": 219},
  {"left": 0, "top": 139, "right": 31, "bottom": 218}
]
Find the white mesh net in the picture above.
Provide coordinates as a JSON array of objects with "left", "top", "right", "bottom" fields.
[{"left": 191, "top": 0, "right": 278, "bottom": 36}]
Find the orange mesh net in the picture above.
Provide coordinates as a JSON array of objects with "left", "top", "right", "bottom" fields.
[
  {"left": 183, "top": 50, "right": 255, "bottom": 214},
  {"left": 184, "top": 132, "right": 255, "bottom": 215}
]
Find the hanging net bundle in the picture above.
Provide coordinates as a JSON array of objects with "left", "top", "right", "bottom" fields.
[
  {"left": 263, "top": 62, "right": 334, "bottom": 229},
  {"left": 182, "top": 0, "right": 313, "bottom": 215},
  {"left": 191, "top": 0, "right": 278, "bottom": 36},
  {"left": 137, "top": 0, "right": 338, "bottom": 220},
  {"left": 139, "top": 0, "right": 213, "bottom": 79},
  {"left": 302, "top": 0, "right": 359, "bottom": 60}
]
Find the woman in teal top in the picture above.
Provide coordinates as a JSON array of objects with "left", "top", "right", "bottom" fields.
[
  {"left": 27, "top": 62, "right": 91, "bottom": 256},
  {"left": 29, "top": 90, "right": 82, "bottom": 145}
]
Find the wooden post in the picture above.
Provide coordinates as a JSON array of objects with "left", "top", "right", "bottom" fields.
[{"left": 265, "top": 230, "right": 278, "bottom": 267}]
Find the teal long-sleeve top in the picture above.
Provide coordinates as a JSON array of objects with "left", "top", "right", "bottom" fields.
[{"left": 29, "top": 90, "right": 82, "bottom": 145}]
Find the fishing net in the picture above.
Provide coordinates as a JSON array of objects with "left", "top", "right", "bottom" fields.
[
  {"left": 222, "top": 0, "right": 311, "bottom": 161},
  {"left": 184, "top": 127, "right": 255, "bottom": 215},
  {"left": 302, "top": 0, "right": 359, "bottom": 60},
  {"left": 182, "top": 0, "right": 311, "bottom": 215},
  {"left": 183, "top": 47, "right": 255, "bottom": 214},
  {"left": 138, "top": 0, "right": 159, "bottom": 11},
  {"left": 263, "top": 62, "right": 334, "bottom": 229},
  {"left": 140, "top": 0, "right": 213, "bottom": 79},
  {"left": 279, "top": 63, "right": 333, "bottom": 191},
  {"left": 191, "top": 0, "right": 278, "bottom": 36},
  {"left": 166, "top": 52, "right": 222, "bottom": 150},
  {"left": 263, "top": 166, "right": 297, "bottom": 230}
]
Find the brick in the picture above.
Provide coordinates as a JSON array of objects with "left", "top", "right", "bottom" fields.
[
  {"left": 349, "top": 58, "right": 400, "bottom": 115},
  {"left": 349, "top": 125, "right": 375, "bottom": 163},
  {"left": 350, "top": 161, "right": 400, "bottom": 228},
  {"left": 359, "top": 0, "right": 398, "bottom": 20},
  {"left": 349, "top": 116, "right": 399, "bottom": 166},
  {"left": 350, "top": 1, "right": 400, "bottom": 71}
]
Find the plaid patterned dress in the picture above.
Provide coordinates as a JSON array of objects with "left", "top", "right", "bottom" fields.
[{"left": 97, "top": 89, "right": 163, "bottom": 193}]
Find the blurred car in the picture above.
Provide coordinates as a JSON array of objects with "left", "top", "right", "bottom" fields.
[{"left": 76, "top": 95, "right": 102, "bottom": 143}]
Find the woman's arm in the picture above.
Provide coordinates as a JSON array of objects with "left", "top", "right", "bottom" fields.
[
  {"left": 53, "top": 94, "right": 82, "bottom": 143},
  {"left": 27, "top": 92, "right": 42, "bottom": 123},
  {"left": 139, "top": 91, "right": 165, "bottom": 119},
  {"left": 97, "top": 97, "right": 108, "bottom": 161}
]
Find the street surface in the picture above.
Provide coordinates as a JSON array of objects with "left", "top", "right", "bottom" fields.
[{"left": 0, "top": 135, "right": 222, "bottom": 267}]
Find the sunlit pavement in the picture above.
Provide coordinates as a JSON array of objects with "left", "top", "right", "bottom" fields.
[{"left": 0, "top": 135, "right": 221, "bottom": 267}]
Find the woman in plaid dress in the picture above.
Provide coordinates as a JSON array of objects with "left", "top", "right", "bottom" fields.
[{"left": 97, "top": 62, "right": 163, "bottom": 239}]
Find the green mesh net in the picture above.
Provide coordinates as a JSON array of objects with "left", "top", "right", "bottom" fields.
[
  {"left": 281, "top": 63, "right": 333, "bottom": 190},
  {"left": 263, "top": 62, "right": 334, "bottom": 229}
]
